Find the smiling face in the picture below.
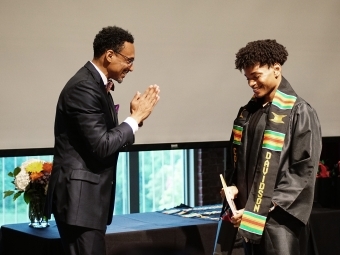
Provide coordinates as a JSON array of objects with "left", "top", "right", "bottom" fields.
[
  {"left": 106, "top": 41, "right": 135, "bottom": 84},
  {"left": 243, "top": 63, "right": 282, "bottom": 104}
]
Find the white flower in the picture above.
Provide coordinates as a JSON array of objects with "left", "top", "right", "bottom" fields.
[{"left": 14, "top": 169, "right": 30, "bottom": 191}]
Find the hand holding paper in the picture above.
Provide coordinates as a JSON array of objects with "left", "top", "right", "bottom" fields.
[{"left": 219, "top": 174, "right": 238, "bottom": 215}]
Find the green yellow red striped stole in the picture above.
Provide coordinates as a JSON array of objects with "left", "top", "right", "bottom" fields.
[
  {"left": 232, "top": 125, "right": 243, "bottom": 145},
  {"left": 238, "top": 77, "right": 298, "bottom": 243},
  {"left": 239, "top": 211, "right": 266, "bottom": 236},
  {"left": 262, "top": 130, "right": 285, "bottom": 151},
  {"left": 272, "top": 90, "right": 296, "bottom": 110}
]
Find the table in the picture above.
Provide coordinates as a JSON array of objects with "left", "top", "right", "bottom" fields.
[
  {"left": 0, "top": 212, "right": 218, "bottom": 255},
  {"left": 1, "top": 207, "right": 340, "bottom": 255}
]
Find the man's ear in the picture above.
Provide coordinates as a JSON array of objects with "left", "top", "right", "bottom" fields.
[
  {"left": 273, "top": 63, "right": 282, "bottom": 78},
  {"left": 105, "top": 50, "right": 114, "bottom": 63}
]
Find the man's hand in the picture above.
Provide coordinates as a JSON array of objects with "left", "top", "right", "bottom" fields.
[
  {"left": 130, "top": 84, "right": 160, "bottom": 125},
  {"left": 230, "top": 208, "right": 245, "bottom": 228},
  {"left": 220, "top": 186, "right": 238, "bottom": 200}
]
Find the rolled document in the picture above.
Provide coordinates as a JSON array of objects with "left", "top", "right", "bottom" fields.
[{"left": 219, "top": 174, "right": 237, "bottom": 215}]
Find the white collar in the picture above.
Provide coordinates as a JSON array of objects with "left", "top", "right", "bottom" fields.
[{"left": 90, "top": 61, "right": 108, "bottom": 85}]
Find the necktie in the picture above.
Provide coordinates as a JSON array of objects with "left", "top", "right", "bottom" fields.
[{"left": 106, "top": 78, "right": 114, "bottom": 92}]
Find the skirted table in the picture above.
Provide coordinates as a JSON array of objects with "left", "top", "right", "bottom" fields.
[{"left": 1, "top": 205, "right": 340, "bottom": 255}]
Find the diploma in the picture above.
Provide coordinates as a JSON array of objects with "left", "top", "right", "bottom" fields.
[{"left": 219, "top": 174, "right": 237, "bottom": 215}]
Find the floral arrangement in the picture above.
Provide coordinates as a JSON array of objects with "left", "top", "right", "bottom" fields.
[
  {"left": 317, "top": 160, "right": 340, "bottom": 178},
  {"left": 3, "top": 159, "right": 52, "bottom": 204},
  {"left": 317, "top": 161, "right": 330, "bottom": 178}
]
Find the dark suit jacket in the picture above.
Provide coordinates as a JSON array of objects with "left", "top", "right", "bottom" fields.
[{"left": 45, "top": 61, "right": 134, "bottom": 230}]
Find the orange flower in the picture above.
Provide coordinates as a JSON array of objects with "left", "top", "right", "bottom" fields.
[
  {"left": 30, "top": 172, "right": 44, "bottom": 181},
  {"left": 43, "top": 162, "right": 53, "bottom": 173}
]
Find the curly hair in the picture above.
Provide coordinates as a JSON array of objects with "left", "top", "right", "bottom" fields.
[
  {"left": 235, "top": 39, "right": 288, "bottom": 71},
  {"left": 93, "top": 26, "right": 134, "bottom": 58}
]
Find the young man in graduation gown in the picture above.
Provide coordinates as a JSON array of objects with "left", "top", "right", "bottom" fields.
[{"left": 225, "top": 39, "right": 322, "bottom": 255}]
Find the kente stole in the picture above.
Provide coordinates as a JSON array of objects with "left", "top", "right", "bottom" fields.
[{"left": 232, "top": 79, "right": 297, "bottom": 243}]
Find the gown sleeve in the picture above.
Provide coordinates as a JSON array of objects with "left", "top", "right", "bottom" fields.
[{"left": 272, "top": 101, "right": 322, "bottom": 224}]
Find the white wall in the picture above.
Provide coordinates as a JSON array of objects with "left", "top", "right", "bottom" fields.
[{"left": 1, "top": 0, "right": 339, "bottom": 149}]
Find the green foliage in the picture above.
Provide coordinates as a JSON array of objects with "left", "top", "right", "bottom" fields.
[
  {"left": 3, "top": 167, "right": 23, "bottom": 199},
  {"left": 3, "top": 190, "right": 14, "bottom": 199},
  {"left": 13, "top": 191, "right": 24, "bottom": 201},
  {"left": 13, "top": 167, "right": 21, "bottom": 176},
  {"left": 3, "top": 190, "right": 24, "bottom": 201},
  {"left": 24, "top": 189, "right": 34, "bottom": 204},
  {"left": 3, "top": 167, "right": 22, "bottom": 202}
]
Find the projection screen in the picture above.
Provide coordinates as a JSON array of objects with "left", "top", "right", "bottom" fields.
[{"left": 1, "top": 0, "right": 339, "bottom": 149}]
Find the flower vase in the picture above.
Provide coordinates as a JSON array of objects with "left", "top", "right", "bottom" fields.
[{"left": 28, "top": 194, "right": 49, "bottom": 228}]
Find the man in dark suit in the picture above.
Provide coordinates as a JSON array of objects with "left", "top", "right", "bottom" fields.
[{"left": 45, "top": 26, "right": 160, "bottom": 255}]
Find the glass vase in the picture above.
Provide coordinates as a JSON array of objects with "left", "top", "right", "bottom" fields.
[{"left": 28, "top": 193, "right": 49, "bottom": 228}]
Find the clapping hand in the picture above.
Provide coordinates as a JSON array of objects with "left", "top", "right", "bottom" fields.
[{"left": 130, "top": 84, "right": 160, "bottom": 126}]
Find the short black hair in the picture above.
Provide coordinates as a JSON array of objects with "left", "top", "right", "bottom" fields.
[
  {"left": 235, "top": 39, "right": 288, "bottom": 71},
  {"left": 93, "top": 26, "right": 134, "bottom": 58}
]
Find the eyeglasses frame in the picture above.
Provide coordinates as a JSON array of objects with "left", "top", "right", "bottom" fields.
[{"left": 114, "top": 51, "right": 134, "bottom": 65}]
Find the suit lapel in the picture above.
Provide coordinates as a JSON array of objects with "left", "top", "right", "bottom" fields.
[
  {"left": 84, "top": 61, "right": 103, "bottom": 85},
  {"left": 84, "top": 61, "right": 118, "bottom": 127}
]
